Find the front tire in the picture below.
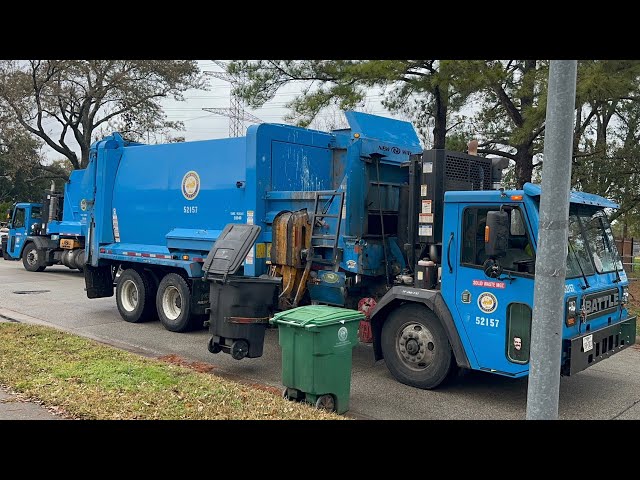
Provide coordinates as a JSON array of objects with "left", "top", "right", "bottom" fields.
[
  {"left": 156, "top": 273, "right": 198, "bottom": 332},
  {"left": 381, "top": 304, "right": 453, "bottom": 389},
  {"left": 115, "top": 268, "right": 156, "bottom": 323},
  {"left": 22, "top": 243, "right": 46, "bottom": 272}
]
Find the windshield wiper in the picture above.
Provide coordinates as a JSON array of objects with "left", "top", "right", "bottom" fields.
[{"left": 568, "top": 239, "right": 590, "bottom": 290}]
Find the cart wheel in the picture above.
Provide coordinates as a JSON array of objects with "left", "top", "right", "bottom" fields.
[
  {"left": 208, "top": 338, "right": 221, "bottom": 354},
  {"left": 283, "top": 388, "right": 302, "bottom": 402},
  {"left": 282, "top": 388, "right": 294, "bottom": 401},
  {"left": 230, "top": 339, "right": 249, "bottom": 360},
  {"left": 315, "top": 394, "right": 336, "bottom": 412}
]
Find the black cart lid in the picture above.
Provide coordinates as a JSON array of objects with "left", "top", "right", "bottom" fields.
[{"left": 202, "top": 223, "right": 262, "bottom": 276}]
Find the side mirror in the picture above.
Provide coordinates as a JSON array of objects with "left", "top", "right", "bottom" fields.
[
  {"left": 483, "top": 258, "right": 504, "bottom": 279},
  {"left": 485, "top": 210, "right": 509, "bottom": 257}
]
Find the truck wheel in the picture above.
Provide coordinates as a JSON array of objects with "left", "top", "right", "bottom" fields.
[
  {"left": 116, "top": 269, "right": 156, "bottom": 323},
  {"left": 156, "top": 273, "right": 196, "bottom": 332},
  {"left": 381, "top": 304, "right": 453, "bottom": 390},
  {"left": 22, "top": 243, "right": 46, "bottom": 272}
]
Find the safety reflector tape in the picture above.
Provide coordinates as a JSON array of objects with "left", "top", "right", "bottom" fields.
[{"left": 110, "top": 251, "right": 173, "bottom": 259}]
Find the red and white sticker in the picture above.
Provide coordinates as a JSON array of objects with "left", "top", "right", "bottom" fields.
[
  {"left": 419, "top": 213, "right": 434, "bottom": 224},
  {"left": 472, "top": 279, "right": 506, "bottom": 289}
]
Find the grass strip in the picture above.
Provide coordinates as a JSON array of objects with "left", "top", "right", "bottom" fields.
[{"left": 0, "top": 323, "right": 343, "bottom": 420}]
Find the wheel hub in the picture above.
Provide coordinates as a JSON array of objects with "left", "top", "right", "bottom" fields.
[
  {"left": 406, "top": 338, "right": 420, "bottom": 355},
  {"left": 397, "top": 323, "right": 435, "bottom": 370},
  {"left": 230, "top": 340, "right": 249, "bottom": 360},
  {"left": 120, "top": 279, "right": 139, "bottom": 312},
  {"left": 27, "top": 249, "right": 38, "bottom": 266},
  {"left": 162, "top": 286, "right": 182, "bottom": 321}
]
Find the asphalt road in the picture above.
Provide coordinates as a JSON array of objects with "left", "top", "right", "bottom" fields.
[{"left": 1, "top": 260, "right": 639, "bottom": 420}]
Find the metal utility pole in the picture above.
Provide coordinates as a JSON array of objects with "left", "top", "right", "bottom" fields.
[
  {"left": 526, "top": 60, "right": 578, "bottom": 420},
  {"left": 204, "top": 61, "right": 262, "bottom": 137}
]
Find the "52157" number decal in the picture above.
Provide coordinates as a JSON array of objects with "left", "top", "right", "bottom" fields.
[{"left": 476, "top": 316, "right": 500, "bottom": 328}]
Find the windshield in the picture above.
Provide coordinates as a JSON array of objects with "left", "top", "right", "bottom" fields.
[
  {"left": 566, "top": 207, "right": 622, "bottom": 277},
  {"left": 567, "top": 214, "right": 595, "bottom": 278},
  {"left": 580, "top": 210, "right": 622, "bottom": 273}
]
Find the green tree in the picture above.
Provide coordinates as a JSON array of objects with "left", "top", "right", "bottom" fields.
[
  {"left": 0, "top": 116, "right": 68, "bottom": 206},
  {"left": 230, "top": 59, "right": 640, "bottom": 198},
  {"left": 0, "top": 60, "right": 206, "bottom": 169},
  {"left": 457, "top": 60, "right": 549, "bottom": 188},
  {"left": 228, "top": 60, "right": 478, "bottom": 149},
  {"left": 570, "top": 61, "right": 640, "bottom": 231}
]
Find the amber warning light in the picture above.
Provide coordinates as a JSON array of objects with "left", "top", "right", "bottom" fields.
[
  {"left": 510, "top": 195, "right": 523, "bottom": 201},
  {"left": 485, "top": 225, "right": 490, "bottom": 243}
]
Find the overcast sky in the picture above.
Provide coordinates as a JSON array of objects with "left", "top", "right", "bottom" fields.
[
  {"left": 160, "top": 60, "right": 400, "bottom": 141},
  {"left": 40, "top": 60, "right": 403, "bottom": 162}
]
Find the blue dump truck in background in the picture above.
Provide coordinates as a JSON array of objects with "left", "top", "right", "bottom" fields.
[
  {"left": 3, "top": 173, "right": 89, "bottom": 272},
  {"left": 11, "top": 111, "right": 634, "bottom": 390}
]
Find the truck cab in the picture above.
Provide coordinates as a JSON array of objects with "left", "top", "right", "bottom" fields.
[
  {"left": 3, "top": 203, "right": 44, "bottom": 263},
  {"left": 371, "top": 174, "right": 636, "bottom": 389},
  {"left": 2, "top": 176, "right": 88, "bottom": 272},
  {"left": 443, "top": 183, "right": 634, "bottom": 376}
]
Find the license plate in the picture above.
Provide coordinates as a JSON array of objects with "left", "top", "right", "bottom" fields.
[{"left": 582, "top": 334, "right": 593, "bottom": 353}]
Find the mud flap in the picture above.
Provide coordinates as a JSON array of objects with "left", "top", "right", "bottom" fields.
[{"left": 84, "top": 264, "right": 114, "bottom": 298}]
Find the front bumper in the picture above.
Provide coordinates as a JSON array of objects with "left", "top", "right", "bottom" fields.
[{"left": 562, "top": 316, "right": 636, "bottom": 376}]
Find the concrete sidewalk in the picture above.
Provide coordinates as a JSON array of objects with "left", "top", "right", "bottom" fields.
[{"left": 0, "top": 387, "right": 66, "bottom": 420}]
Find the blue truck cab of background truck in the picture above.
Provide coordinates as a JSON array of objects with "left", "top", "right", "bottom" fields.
[
  {"left": 36, "top": 110, "right": 633, "bottom": 390},
  {"left": 3, "top": 170, "right": 89, "bottom": 272}
]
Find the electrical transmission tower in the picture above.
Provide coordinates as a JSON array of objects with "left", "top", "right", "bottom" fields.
[{"left": 204, "top": 61, "right": 262, "bottom": 137}]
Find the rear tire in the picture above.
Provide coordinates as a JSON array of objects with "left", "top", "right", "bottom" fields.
[
  {"left": 22, "top": 243, "right": 46, "bottom": 272},
  {"left": 381, "top": 303, "right": 453, "bottom": 390},
  {"left": 115, "top": 268, "right": 156, "bottom": 323},
  {"left": 156, "top": 273, "right": 198, "bottom": 332}
]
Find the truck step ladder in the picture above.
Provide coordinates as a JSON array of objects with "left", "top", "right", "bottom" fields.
[
  {"left": 292, "top": 190, "right": 344, "bottom": 307},
  {"left": 308, "top": 191, "right": 345, "bottom": 271}
]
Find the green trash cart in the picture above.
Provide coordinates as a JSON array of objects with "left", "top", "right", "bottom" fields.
[{"left": 270, "top": 305, "right": 364, "bottom": 414}]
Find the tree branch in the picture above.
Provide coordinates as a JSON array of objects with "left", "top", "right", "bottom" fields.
[
  {"left": 492, "top": 83, "right": 524, "bottom": 127},
  {"left": 477, "top": 148, "right": 516, "bottom": 160}
]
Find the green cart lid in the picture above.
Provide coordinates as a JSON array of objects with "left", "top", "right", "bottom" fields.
[{"left": 271, "top": 305, "right": 364, "bottom": 328}]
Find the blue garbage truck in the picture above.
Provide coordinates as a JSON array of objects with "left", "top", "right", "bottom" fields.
[
  {"left": 80, "top": 111, "right": 636, "bottom": 389},
  {"left": 3, "top": 173, "right": 89, "bottom": 272}
]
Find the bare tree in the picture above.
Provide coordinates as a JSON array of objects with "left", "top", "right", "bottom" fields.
[{"left": 0, "top": 60, "right": 206, "bottom": 169}]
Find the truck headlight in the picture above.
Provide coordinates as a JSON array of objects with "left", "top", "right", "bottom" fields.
[
  {"left": 566, "top": 297, "right": 578, "bottom": 326},
  {"left": 622, "top": 286, "right": 629, "bottom": 305}
]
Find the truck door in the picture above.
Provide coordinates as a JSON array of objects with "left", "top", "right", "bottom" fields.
[
  {"left": 453, "top": 204, "right": 536, "bottom": 375},
  {"left": 8, "top": 206, "right": 27, "bottom": 258}
]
